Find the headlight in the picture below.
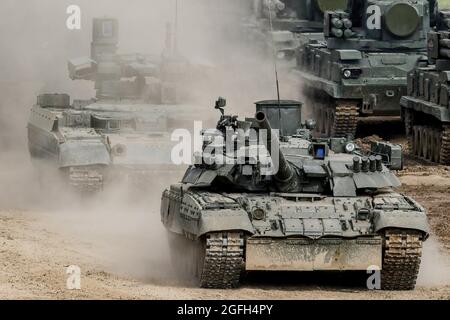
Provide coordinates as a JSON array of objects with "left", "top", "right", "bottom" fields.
[
  {"left": 345, "top": 142, "right": 356, "bottom": 153},
  {"left": 342, "top": 68, "right": 362, "bottom": 79},
  {"left": 343, "top": 69, "right": 352, "bottom": 79},
  {"left": 277, "top": 51, "right": 286, "bottom": 60}
]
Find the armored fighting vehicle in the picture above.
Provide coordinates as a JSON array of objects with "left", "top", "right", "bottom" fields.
[
  {"left": 294, "top": 0, "right": 442, "bottom": 138},
  {"left": 161, "top": 98, "right": 428, "bottom": 290},
  {"left": 244, "top": 0, "right": 349, "bottom": 63},
  {"left": 401, "top": 30, "right": 450, "bottom": 165},
  {"left": 27, "top": 18, "right": 205, "bottom": 192}
]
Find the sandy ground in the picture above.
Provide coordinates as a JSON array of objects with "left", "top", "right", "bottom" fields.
[{"left": 0, "top": 153, "right": 450, "bottom": 300}]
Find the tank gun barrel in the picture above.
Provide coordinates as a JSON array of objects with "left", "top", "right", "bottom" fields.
[
  {"left": 255, "top": 111, "right": 294, "bottom": 183},
  {"left": 438, "top": 38, "right": 450, "bottom": 59},
  {"left": 439, "top": 38, "right": 450, "bottom": 48},
  {"left": 428, "top": 31, "right": 450, "bottom": 62}
]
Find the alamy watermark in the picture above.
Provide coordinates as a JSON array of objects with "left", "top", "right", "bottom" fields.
[
  {"left": 366, "top": 265, "right": 381, "bottom": 290},
  {"left": 66, "top": 5, "right": 81, "bottom": 30}
]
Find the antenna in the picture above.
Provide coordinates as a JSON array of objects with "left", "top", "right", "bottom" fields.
[
  {"left": 267, "top": 2, "right": 281, "bottom": 109},
  {"left": 174, "top": 0, "right": 178, "bottom": 54}
]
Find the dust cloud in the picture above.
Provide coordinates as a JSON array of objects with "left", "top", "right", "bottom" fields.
[
  {"left": 418, "top": 236, "right": 450, "bottom": 287},
  {"left": 3, "top": 1, "right": 447, "bottom": 292},
  {"left": 0, "top": 0, "right": 295, "bottom": 283}
]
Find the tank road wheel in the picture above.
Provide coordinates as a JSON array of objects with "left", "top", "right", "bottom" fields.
[
  {"left": 441, "top": 126, "right": 450, "bottom": 165},
  {"left": 412, "top": 126, "right": 420, "bottom": 157},
  {"left": 381, "top": 229, "right": 423, "bottom": 290},
  {"left": 420, "top": 127, "right": 428, "bottom": 159},
  {"left": 331, "top": 100, "right": 359, "bottom": 138},
  {"left": 426, "top": 127, "right": 433, "bottom": 161},
  {"left": 403, "top": 108, "right": 414, "bottom": 136},
  {"left": 197, "top": 232, "right": 244, "bottom": 289},
  {"left": 432, "top": 128, "right": 441, "bottom": 163},
  {"left": 416, "top": 126, "right": 424, "bottom": 158}
]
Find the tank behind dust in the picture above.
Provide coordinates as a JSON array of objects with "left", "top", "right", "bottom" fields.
[
  {"left": 401, "top": 30, "right": 450, "bottom": 165},
  {"left": 294, "top": 0, "right": 443, "bottom": 138},
  {"left": 161, "top": 98, "right": 428, "bottom": 290},
  {"left": 27, "top": 18, "right": 208, "bottom": 193},
  {"left": 244, "top": 0, "right": 349, "bottom": 64}
]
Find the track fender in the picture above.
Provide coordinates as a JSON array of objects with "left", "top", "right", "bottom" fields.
[
  {"left": 373, "top": 209, "right": 430, "bottom": 238},
  {"left": 59, "top": 140, "right": 110, "bottom": 168},
  {"left": 198, "top": 209, "right": 255, "bottom": 237}
]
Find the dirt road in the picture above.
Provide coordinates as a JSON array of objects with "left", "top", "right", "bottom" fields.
[{"left": 1, "top": 157, "right": 449, "bottom": 300}]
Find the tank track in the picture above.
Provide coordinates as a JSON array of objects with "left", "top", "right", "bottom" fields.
[
  {"left": 441, "top": 125, "right": 450, "bottom": 165},
  {"left": 332, "top": 101, "right": 359, "bottom": 138},
  {"left": 403, "top": 109, "right": 414, "bottom": 156},
  {"left": 409, "top": 125, "right": 450, "bottom": 165},
  {"left": 199, "top": 232, "right": 244, "bottom": 289},
  {"left": 69, "top": 167, "right": 104, "bottom": 193},
  {"left": 381, "top": 229, "right": 423, "bottom": 290}
]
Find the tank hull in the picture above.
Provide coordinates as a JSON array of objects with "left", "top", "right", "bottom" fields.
[
  {"left": 400, "top": 51, "right": 450, "bottom": 165},
  {"left": 27, "top": 102, "right": 188, "bottom": 193},
  {"left": 245, "top": 236, "right": 382, "bottom": 271},
  {"left": 161, "top": 185, "right": 428, "bottom": 289}
]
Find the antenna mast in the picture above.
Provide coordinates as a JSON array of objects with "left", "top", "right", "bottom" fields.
[
  {"left": 267, "top": 2, "right": 281, "bottom": 108},
  {"left": 174, "top": 0, "right": 178, "bottom": 54}
]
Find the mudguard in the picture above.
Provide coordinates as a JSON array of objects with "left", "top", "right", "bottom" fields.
[
  {"left": 198, "top": 209, "right": 255, "bottom": 237},
  {"left": 59, "top": 140, "right": 110, "bottom": 168},
  {"left": 373, "top": 209, "right": 430, "bottom": 237},
  {"left": 161, "top": 185, "right": 254, "bottom": 237}
]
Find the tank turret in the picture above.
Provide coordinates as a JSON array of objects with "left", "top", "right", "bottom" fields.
[
  {"left": 256, "top": 0, "right": 350, "bottom": 30},
  {"left": 323, "top": 1, "right": 430, "bottom": 50},
  {"left": 181, "top": 97, "right": 403, "bottom": 194},
  {"left": 67, "top": 18, "right": 194, "bottom": 104},
  {"left": 245, "top": 1, "right": 350, "bottom": 63}
]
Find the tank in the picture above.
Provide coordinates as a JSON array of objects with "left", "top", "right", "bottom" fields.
[
  {"left": 244, "top": 0, "right": 350, "bottom": 64},
  {"left": 27, "top": 18, "right": 206, "bottom": 193},
  {"left": 401, "top": 30, "right": 450, "bottom": 165},
  {"left": 161, "top": 98, "right": 428, "bottom": 290},
  {"left": 293, "top": 0, "right": 445, "bottom": 138}
]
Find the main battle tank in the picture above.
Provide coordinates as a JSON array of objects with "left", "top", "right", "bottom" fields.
[
  {"left": 244, "top": 0, "right": 349, "bottom": 63},
  {"left": 27, "top": 18, "right": 206, "bottom": 193},
  {"left": 161, "top": 98, "right": 428, "bottom": 290},
  {"left": 294, "top": 0, "right": 443, "bottom": 138},
  {"left": 401, "top": 30, "right": 450, "bottom": 165}
]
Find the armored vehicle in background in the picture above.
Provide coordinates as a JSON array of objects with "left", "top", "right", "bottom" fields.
[
  {"left": 27, "top": 18, "right": 206, "bottom": 192},
  {"left": 244, "top": 0, "right": 349, "bottom": 63},
  {"left": 294, "top": 0, "right": 440, "bottom": 138},
  {"left": 401, "top": 30, "right": 450, "bottom": 164},
  {"left": 161, "top": 98, "right": 428, "bottom": 290}
]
